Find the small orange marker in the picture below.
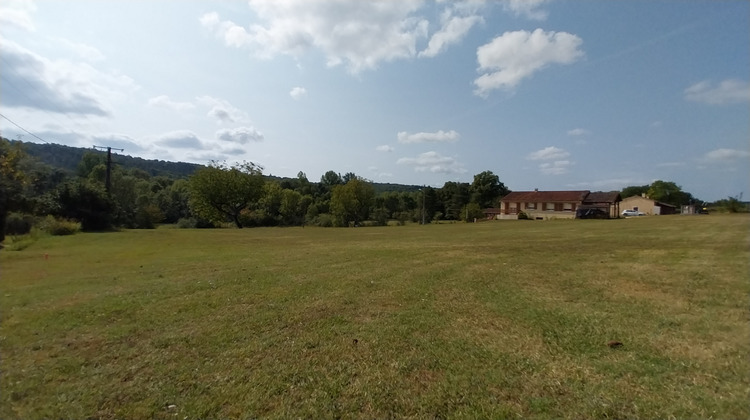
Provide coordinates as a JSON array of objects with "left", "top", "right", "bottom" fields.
[{"left": 44, "top": 253, "right": 49, "bottom": 260}]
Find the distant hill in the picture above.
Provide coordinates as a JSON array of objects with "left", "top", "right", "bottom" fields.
[
  {"left": 10, "top": 140, "right": 422, "bottom": 193},
  {"left": 13, "top": 140, "right": 203, "bottom": 179}
]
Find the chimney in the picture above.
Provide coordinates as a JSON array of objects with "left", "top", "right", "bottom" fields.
[{"left": 534, "top": 188, "right": 539, "bottom": 192}]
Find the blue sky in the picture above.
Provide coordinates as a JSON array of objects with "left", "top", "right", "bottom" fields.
[{"left": 1, "top": 0, "right": 748, "bottom": 201}]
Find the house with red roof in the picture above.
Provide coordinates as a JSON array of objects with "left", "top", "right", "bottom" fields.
[{"left": 491, "top": 189, "right": 622, "bottom": 220}]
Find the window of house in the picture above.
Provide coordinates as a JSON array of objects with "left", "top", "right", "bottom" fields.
[
  {"left": 563, "top": 203, "right": 573, "bottom": 211},
  {"left": 526, "top": 203, "right": 536, "bottom": 210},
  {"left": 545, "top": 202, "right": 555, "bottom": 211}
]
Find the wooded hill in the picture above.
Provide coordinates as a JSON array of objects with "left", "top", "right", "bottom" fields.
[
  {"left": 13, "top": 140, "right": 201, "bottom": 179},
  {"left": 12, "top": 140, "right": 421, "bottom": 193}
]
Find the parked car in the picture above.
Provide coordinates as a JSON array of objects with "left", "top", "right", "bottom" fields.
[
  {"left": 576, "top": 207, "right": 610, "bottom": 219},
  {"left": 622, "top": 209, "right": 645, "bottom": 217}
]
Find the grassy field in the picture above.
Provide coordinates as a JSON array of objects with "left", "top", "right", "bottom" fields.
[{"left": 1, "top": 215, "right": 748, "bottom": 419}]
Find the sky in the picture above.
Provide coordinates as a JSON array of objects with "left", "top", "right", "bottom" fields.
[{"left": 0, "top": 0, "right": 748, "bottom": 202}]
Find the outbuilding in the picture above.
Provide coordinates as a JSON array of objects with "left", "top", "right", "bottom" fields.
[{"left": 620, "top": 194, "right": 676, "bottom": 215}]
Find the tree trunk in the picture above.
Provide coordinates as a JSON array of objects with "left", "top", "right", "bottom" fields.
[{"left": 232, "top": 212, "right": 244, "bottom": 229}]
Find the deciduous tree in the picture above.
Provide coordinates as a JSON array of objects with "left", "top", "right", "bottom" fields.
[
  {"left": 331, "top": 177, "right": 375, "bottom": 226},
  {"left": 188, "top": 161, "right": 264, "bottom": 228},
  {"left": 647, "top": 180, "right": 688, "bottom": 207},
  {"left": 470, "top": 170, "right": 509, "bottom": 208},
  {"left": 621, "top": 184, "right": 650, "bottom": 199},
  {"left": 0, "top": 139, "right": 27, "bottom": 243}
]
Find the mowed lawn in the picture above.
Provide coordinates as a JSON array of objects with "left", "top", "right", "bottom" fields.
[{"left": 1, "top": 215, "right": 748, "bottom": 419}]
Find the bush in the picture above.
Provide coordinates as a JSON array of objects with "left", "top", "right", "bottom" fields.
[
  {"left": 5, "top": 213, "right": 34, "bottom": 236},
  {"left": 312, "top": 213, "right": 334, "bottom": 227},
  {"left": 38, "top": 215, "right": 80, "bottom": 236},
  {"left": 134, "top": 204, "right": 163, "bottom": 229},
  {"left": 176, "top": 217, "right": 216, "bottom": 228},
  {"left": 518, "top": 211, "right": 529, "bottom": 220},
  {"left": 176, "top": 217, "right": 197, "bottom": 228}
]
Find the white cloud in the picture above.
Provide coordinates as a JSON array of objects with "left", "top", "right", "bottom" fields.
[
  {"left": 368, "top": 166, "right": 394, "bottom": 178},
  {"left": 289, "top": 86, "right": 307, "bottom": 100},
  {"left": 397, "top": 151, "right": 466, "bottom": 174},
  {"left": 154, "top": 130, "right": 205, "bottom": 149},
  {"left": 502, "top": 0, "right": 550, "bottom": 20},
  {"left": 0, "top": 38, "right": 137, "bottom": 116},
  {"left": 474, "top": 28, "right": 584, "bottom": 96},
  {"left": 567, "top": 128, "right": 589, "bottom": 136},
  {"left": 397, "top": 129, "right": 460, "bottom": 143},
  {"left": 376, "top": 145, "right": 394, "bottom": 152},
  {"left": 703, "top": 148, "right": 750, "bottom": 162},
  {"left": 0, "top": 0, "right": 37, "bottom": 31},
  {"left": 208, "top": 108, "right": 232, "bottom": 123},
  {"left": 684, "top": 79, "right": 750, "bottom": 105},
  {"left": 216, "top": 126, "right": 264, "bottom": 144},
  {"left": 539, "top": 160, "right": 571, "bottom": 175},
  {"left": 528, "top": 146, "right": 572, "bottom": 175},
  {"left": 419, "top": 8, "right": 483, "bottom": 58},
  {"left": 527, "top": 146, "right": 570, "bottom": 161},
  {"left": 199, "top": 11, "right": 220, "bottom": 28},
  {"left": 220, "top": 146, "right": 247, "bottom": 156},
  {"left": 55, "top": 38, "right": 106, "bottom": 62},
  {"left": 148, "top": 95, "right": 195, "bottom": 111},
  {"left": 197, "top": 96, "right": 248, "bottom": 124},
  {"left": 201, "top": 1, "right": 430, "bottom": 73},
  {"left": 91, "top": 133, "right": 146, "bottom": 153}
]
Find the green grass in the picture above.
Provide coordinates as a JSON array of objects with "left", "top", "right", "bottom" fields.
[{"left": 1, "top": 215, "right": 748, "bottom": 419}]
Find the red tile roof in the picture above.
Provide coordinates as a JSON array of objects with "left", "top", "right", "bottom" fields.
[
  {"left": 584, "top": 191, "right": 622, "bottom": 203},
  {"left": 501, "top": 190, "right": 590, "bottom": 203}
]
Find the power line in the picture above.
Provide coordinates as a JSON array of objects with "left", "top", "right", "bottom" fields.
[{"left": 0, "top": 112, "right": 50, "bottom": 143}]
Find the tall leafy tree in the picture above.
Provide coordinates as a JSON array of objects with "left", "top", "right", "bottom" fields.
[
  {"left": 331, "top": 177, "right": 375, "bottom": 226},
  {"left": 647, "top": 180, "right": 688, "bottom": 206},
  {"left": 470, "top": 170, "right": 509, "bottom": 208},
  {"left": 53, "top": 180, "right": 114, "bottom": 231},
  {"left": 439, "top": 181, "right": 471, "bottom": 220},
  {"left": 0, "top": 139, "right": 28, "bottom": 243},
  {"left": 320, "top": 170, "right": 343, "bottom": 189},
  {"left": 621, "top": 184, "right": 650, "bottom": 198},
  {"left": 188, "top": 161, "right": 264, "bottom": 228},
  {"left": 280, "top": 189, "right": 303, "bottom": 225},
  {"left": 342, "top": 172, "right": 357, "bottom": 184},
  {"left": 295, "top": 171, "right": 313, "bottom": 196},
  {"left": 419, "top": 186, "right": 440, "bottom": 223},
  {"left": 156, "top": 179, "right": 191, "bottom": 223},
  {"left": 258, "top": 182, "right": 284, "bottom": 225}
]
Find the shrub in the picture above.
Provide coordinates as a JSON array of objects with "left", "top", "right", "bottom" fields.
[
  {"left": 518, "top": 211, "right": 529, "bottom": 220},
  {"left": 6, "top": 233, "right": 39, "bottom": 251},
  {"left": 38, "top": 215, "right": 80, "bottom": 236},
  {"left": 5, "top": 213, "right": 34, "bottom": 236},
  {"left": 313, "top": 213, "right": 334, "bottom": 227},
  {"left": 135, "top": 204, "right": 163, "bottom": 229},
  {"left": 176, "top": 217, "right": 197, "bottom": 229},
  {"left": 177, "top": 217, "right": 216, "bottom": 228}
]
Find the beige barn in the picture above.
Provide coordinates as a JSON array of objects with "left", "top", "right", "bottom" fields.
[{"left": 620, "top": 195, "right": 677, "bottom": 215}]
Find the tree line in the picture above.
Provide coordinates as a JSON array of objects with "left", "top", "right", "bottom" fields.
[
  {"left": 2, "top": 137, "right": 742, "bottom": 243},
  {"left": 0, "top": 138, "right": 510, "bottom": 241}
]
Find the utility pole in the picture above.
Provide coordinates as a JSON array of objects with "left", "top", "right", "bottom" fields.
[
  {"left": 93, "top": 145, "right": 124, "bottom": 194},
  {"left": 422, "top": 187, "right": 426, "bottom": 225}
]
